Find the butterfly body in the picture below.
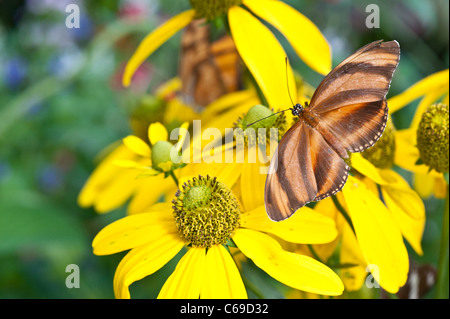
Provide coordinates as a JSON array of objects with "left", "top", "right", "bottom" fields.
[
  {"left": 265, "top": 40, "right": 400, "bottom": 222},
  {"left": 294, "top": 104, "right": 349, "bottom": 160}
]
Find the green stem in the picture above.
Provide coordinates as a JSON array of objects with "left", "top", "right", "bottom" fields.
[
  {"left": 331, "top": 195, "right": 356, "bottom": 235},
  {"left": 169, "top": 170, "right": 179, "bottom": 187},
  {"left": 436, "top": 187, "right": 449, "bottom": 298},
  {"left": 241, "top": 274, "right": 265, "bottom": 299},
  {"left": 308, "top": 244, "right": 324, "bottom": 263}
]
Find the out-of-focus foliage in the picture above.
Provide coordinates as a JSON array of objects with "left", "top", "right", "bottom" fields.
[{"left": 0, "top": 0, "right": 448, "bottom": 298}]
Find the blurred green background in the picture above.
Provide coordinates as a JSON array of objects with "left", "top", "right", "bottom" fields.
[{"left": 0, "top": 0, "right": 448, "bottom": 298}]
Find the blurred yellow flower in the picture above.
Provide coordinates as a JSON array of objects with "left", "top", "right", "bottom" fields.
[
  {"left": 122, "top": 0, "right": 330, "bottom": 110},
  {"left": 118, "top": 121, "right": 189, "bottom": 176},
  {"left": 78, "top": 80, "right": 196, "bottom": 214},
  {"left": 389, "top": 69, "right": 449, "bottom": 198},
  {"left": 93, "top": 175, "right": 344, "bottom": 299}
]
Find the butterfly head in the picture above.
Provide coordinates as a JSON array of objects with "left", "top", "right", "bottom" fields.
[{"left": 291, "top": 103, "right": 304, "bottom": 117}]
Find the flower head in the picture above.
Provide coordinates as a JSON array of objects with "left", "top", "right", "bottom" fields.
[
  {"left": 361, "top": 118, "right": 396, "bottom": 169},
  {"left": 93, "top": 174, "right": 344, "bottom": 299},
  {"left": 389, "top": 69, "right": 449, "bottom": 198},
  {"left": 173, "top": 175, "right": 240, "bottom": 247},
  {"left": 122, "top": 0, "right": 331, "bottom": 111},
  {"left": 416, "top": 103, "right": 449, "bottom": 173}
]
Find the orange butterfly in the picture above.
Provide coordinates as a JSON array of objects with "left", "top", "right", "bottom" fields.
[
  {"left": 179, "top": 19, "right": 241, "bottom": 108},
  {"left": 265, "top": 40, "right": 401, "bottom": 221}
]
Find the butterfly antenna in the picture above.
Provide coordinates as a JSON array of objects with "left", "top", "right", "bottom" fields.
[
  {"left": 246, "top": 109, "right": 290, "bottom": 127},
  {"left": 285, "top": 57, "right": 295, "bottom": 107},
  {"left": 245, "top": 57, "right": 294, "bottom": 128}
]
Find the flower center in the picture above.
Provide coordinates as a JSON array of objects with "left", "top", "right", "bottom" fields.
[
  {"left": 190, "top": 0, "right": 242, "bottom": 20},
  {"left": 416, "top": 103, "right": 449, "bottom": 173},
  {"left": 234, "top": 104, "right": 288, "bottom": 147},
  {"left": 172, "top": 175, "right": 241, "bottom": 248},
  {"left": 361, "top": 118, "right": 396, "bottom": 169}
]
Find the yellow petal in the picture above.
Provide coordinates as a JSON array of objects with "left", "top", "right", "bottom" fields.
[
  {"left": 433, "top": 176, "right": 448, "bottom": 199},
  {"left": 240, "top": 205, "right": 338, "bottom": 244},
  {"left": 233, "top": 228, "right": 344, "bottom": 295},
  {"left": 339, "top": 221, "right": 367, "bottom": 292},
  {"left": 122, "top": 9, "right": 196, "bottom": 87},
  {"left": 351, "top": 153, "right": 390, "bottom": 185},
  {"left": 200, "top": 245, "right": 247, "bottom": 299},
  {"left": 388, "top": 69, "right": 449, "bottom": 113},
  {"left": 180, "top": 153, "right": 243, "bottom": 191},
  {"left": 158, "top": 247, "right": 206, "bottom": 299},
  {"left": 228, "top": 6, "right": 296, "bottom": 109},
  {"left": 310, "top": 198, "right": 343, "bottom": 261},
  {"left": 148, "top": 122, "right": 168, "bottom": 145},
  {"left": 122, "top": 136, "right": 151, "bottom": 158},
  {"left": 240, "top": 153, "right": 266, "bottom": 211},
  {"left": 112, "top": 159, "right": 153, "bottom": 170},
  {"left": 201, "top": 89, "right": 258, "bottom": 121},
  {"left": 93, "top": 168, "right": 141, "bottom": 213},
  {"left": 244, "top": 0, "right": 331, "bottom": 75},
  {"left": 343, "top": 176, "right": 409, "bottom": 293},
  {"left": 379, "top": 170, "right": 425, "bottom": 255},
  {"left": 410, "top": 87, "right": 449, "bottom": 130},
  {"left": 92, "top": 210, "right": 177, "bottom": 255},
  {"left": 114, "top": 233, "right": 184, "bottom": 299},
  {"left": 127, "top": 175, "right": 177, "bottom": 215},
  {"left": 394, "top": 129, "right": 443, "bottom": 177},
  {"left": 164, "top": 97, "right": 198, "bottom": 124},
  {"left": 413, "top": 173, "right": 435, "bottom": 198},
  {"left": 175, "top": 122, "right": 190, "bottom": 152},
  {"left": 78, "top": 144, "right": 135, "bottom": 208},
  {"left": 155, "top": 77, "right": 182, "bottom": 98}
]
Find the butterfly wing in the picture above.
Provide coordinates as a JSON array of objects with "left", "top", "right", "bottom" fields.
[
  {"left": 179, "top": 20, "right": 240, "bottom": 107},
  {"left": 265, "top": 40, "right": 399, "bottom": 221},
  {"left": 265, "top": 120, "right": 349, "bottom": 221},
  {"left": 309, "top": 40, "right": 400, "bottom": 152}
]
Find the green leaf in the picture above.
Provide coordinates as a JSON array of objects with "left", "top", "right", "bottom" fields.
[
  {"left": 0, "top": 183, "right": 87, "bottom": 257},
  {"left": 444, "top": 172, "right": 449, "bottom": 184}
]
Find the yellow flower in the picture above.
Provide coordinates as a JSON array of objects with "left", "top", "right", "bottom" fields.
[
  {"left": 190, "top": 107, "right": 421, "bottom": 295},
  {"left": 339, "top": 155, "right": 425, "bottom": 292},
  {"left": 229, "top": 151, "right": 424, "bottom": 295},
  {"left": 78, "top": 80, "right": 197, "bottom": 214},
  {"left": 389, "top": 69, "right": 449, "bottom": 198},
  {"left": 119, "top": 121, "right": 189, "bottom": 174},
  {"left": 93, "top": 175, "right": 344, "bottom": 299},
  {"left": 122, "top": 0, "right": 330, "bottom": 110},
  {"left": 77, "top": 122, "right": 184, "bottom": 215},
  {"left": 78, "top": 77, "right": 283, "bottom": 215}
]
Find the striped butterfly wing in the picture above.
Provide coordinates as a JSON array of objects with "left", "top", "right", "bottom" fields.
[
  {"left": 179, "top": 19, "right": 241, "bottom": 108},
  {"left": 265, "top": 121, "right": 350, "bottom": 221},
  {"left": 264, "top": 40, "right": 400, "bottom": 221},
  {"left": 310, "top": 40, "right": 400, "bottom": 152}
]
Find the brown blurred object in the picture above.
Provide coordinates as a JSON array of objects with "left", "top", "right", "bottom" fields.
[
  {"left": 397, "top": 262, "right": 437, "bottom": 299},
  {"left": 381, "top": 261, "right": 437, "bottom": 299},
  {"left": 179, "top": 19, "right": 241, "bottom": 109}
]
